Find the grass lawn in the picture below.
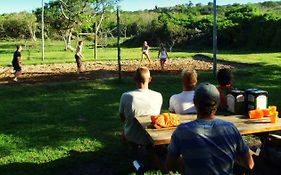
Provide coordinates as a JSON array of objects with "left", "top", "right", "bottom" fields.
[
  {"left": 1, "top": 40, "right": 281, "bottom": 174},
  {"left": 0, "top": 40, "right": 195, "bottom": 66}
]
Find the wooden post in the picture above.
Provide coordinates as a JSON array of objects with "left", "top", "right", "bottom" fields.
[
  {"left": 213, "top": 0, "right": 217, "bottom": 76},
  {"left": 117, "top": 7, "right": 122, "bottom": 80},
  {"left": 94, "top": 22, "right": 97, "bottom": 60},
  {"left": 42, "top": 0, "right": 45, "bottom": 63}
]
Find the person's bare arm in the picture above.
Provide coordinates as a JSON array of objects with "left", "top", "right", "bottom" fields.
[
  {"left": 236, "top": 150, "right": 254, "bottom": 169},
  {"left": 17, "top": 56, "right": 21, "bottom": 66}
]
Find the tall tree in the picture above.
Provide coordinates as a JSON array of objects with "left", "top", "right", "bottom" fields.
[{"left": 34, "top": 0, "right": 118, "bottom": 51}]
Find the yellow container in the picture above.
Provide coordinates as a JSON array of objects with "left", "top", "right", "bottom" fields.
[
  {"left": 270, "top": 111, "right": 279, "bottom": 123},
  {"left": 268, "top": 106, "right": 277, "bottom": 112}
]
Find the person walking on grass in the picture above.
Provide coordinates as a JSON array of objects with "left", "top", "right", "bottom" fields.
[
  {"left": 158, "top": 43, "right": 168, "bottom": 70},
  {"left": 75, "top": 41, "right": 84, "bottom": 74},
  {"left": 12, "top": 45, "right": 22, "bottom": 82},
  {"left": 140, "top": 41, "right": 151, "bottom": 64},
  {"left": 165, "top": 82, "right": 254, "bottom": 175}
]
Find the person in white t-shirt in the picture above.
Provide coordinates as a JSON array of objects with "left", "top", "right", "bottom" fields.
[
  {"left": 169, "top": 69, "right": 197, "bottom": 114},
  {"left": 119, "top": 66, "right": 163, "bottom": 146}
]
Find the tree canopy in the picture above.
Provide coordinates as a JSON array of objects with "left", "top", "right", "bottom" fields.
[{"left": 0, "top": 1, "right": 281, "bottom": 51}]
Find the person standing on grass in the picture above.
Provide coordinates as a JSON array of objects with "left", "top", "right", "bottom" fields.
[
  {"left": 169, "top": 68, "right": 197, "bottom": 114},
  {"left": 140, "top": 41, "right": 151, "bottom": 64},
  {"left": 165, "top": 82, "right": 254, "bottom": 175},
  {"left": 75, "top": 41, "right": 84, "bottom": 74},
  {"left": 158, "top": 44, "right": 168, "bottom": 70},
  {"left": 12, "top": 45, "right": 22, "bottom": 82},
  {"left": 119, "top": 66, "right": 163, "bottom": 164}
]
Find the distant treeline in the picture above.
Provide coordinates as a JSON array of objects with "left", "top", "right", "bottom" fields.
[{"left": 0, "top": 1, "right": 281, "bottom": 50}]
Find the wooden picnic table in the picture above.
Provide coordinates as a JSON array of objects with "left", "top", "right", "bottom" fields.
[{"left": 136, "top": 114, "right": 281, "bottom": 145}]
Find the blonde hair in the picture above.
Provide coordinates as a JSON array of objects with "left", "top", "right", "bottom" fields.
[
  {"left": 181, "top": 68, "right": 197, "bottom": 90},
  {"left": 134, "top": 67, "right": 150, "bottom": 83}
]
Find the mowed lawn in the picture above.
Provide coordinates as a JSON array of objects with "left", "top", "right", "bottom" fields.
[
  {"left": 0, "top": 40, "right": 281, "bottom": 174},
  {"left": 0, "top": 40, "right": 196, "bottom": 66}
]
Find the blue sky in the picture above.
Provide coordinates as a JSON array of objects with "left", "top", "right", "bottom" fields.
[{"left": 0, "top": 0, "right": 278, "bottom": 14}]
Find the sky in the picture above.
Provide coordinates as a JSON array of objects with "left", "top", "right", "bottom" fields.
[{"left": 0, "top": 0, "right": 279, "bottom": 14}]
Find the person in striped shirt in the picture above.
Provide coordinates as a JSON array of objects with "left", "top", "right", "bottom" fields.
[{"left": 165, "top": 82, "right": 254, "bottom": 175}]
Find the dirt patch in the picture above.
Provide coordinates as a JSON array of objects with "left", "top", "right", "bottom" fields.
[{"left": 0, "top": 56, "right": 246, "bottom": 84}]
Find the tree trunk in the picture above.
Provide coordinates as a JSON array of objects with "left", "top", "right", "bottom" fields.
[
  {"left": 28, "top": 26, "right": 37, "bottom": 41},
  {"left": 63, "top": 29, "right": 74, "bottom": 51},
  {"left": 167, "top": 40, "right": 176, "bottom": 52},
  {"left": 93, "top": 13, "right": 104, "bottom": 59}
]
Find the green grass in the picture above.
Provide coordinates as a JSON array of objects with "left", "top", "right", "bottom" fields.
[
  {"left": 0, "top": 39, "right": 195, "bottom": 66},
  {"left": 1, "top": 40, "right": 281, "bottom": 174},
  {"left": 1, "top": 40, "right": 281, "bottom": 69},
  {"left": 1, "top": 66, "right": 281, "bottom": 174}
]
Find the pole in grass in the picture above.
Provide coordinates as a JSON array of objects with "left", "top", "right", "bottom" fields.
[
  {"left": 117, "top": 6, "right": 122, "bottom": 80},
  {"left": 213, "top": 0, "right": 217, "bottom": 76},
  {"left": 42, "top": 0, "right": 45, "bottom": 63}
]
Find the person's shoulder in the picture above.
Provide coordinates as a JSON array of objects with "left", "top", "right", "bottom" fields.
[
  {"left": 148, "top": 90, "right": 163, "bottom": 100},
  {"left": 173, "top": 121, "right": 197, "bottom": 135},
  {"left": 214, "top": 119, "right": 237, "bottom": 129},
  {"left": 148, "top": 89, "right": 161, "bottom": 94},
  {"left": 170, "top": 91, "right": 184, "bottom": 99},
  {"left": 122, "top": 89, "right": 138, "bottom": 95},
  {"left": 178, "top": 120, "right": 198, "bottom": 129}
]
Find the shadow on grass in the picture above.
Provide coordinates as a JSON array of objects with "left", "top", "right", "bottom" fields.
[
  {"left": 0, "top": 79, "right": 139, "bottom": 175},
  {"left": 0, "top": 61, "right": 281, "bottom": 175},
  {"left": 192, "top": 54, "right": 255, "bottom": 68},
  {"left": 0, "top": 150, "right": 132, "bottom": 175}
]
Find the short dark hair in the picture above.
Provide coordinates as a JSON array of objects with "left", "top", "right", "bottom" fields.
[
  {"left": 16, "top": 45, "right": 22, "bottom": 50},
  {"left": 78, "top": 41, "right": 83, "bottom": 45},
  {"left": 217, "top": 68, "right": 233, "bottom": 86}
]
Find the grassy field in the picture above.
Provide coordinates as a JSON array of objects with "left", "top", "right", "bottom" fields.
[
  {"left": 0, "top": 40, "right": 196, "bottom": 66},
  {"left": 0, "top": 40, "right": 281, "bottom": 174}
]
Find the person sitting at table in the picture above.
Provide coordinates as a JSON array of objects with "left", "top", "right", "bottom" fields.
[
  {"left": 119, "top": 66, "right": 163, "bottom": 157},
  {"left": 169, "top": 68, "right": 197, "bottom": 114},
  {"left": 165, "top": 82, "right": 254, "bottom": 175},
  {"left": 217, "top": 68, "right": 233, "bottom": 110}
]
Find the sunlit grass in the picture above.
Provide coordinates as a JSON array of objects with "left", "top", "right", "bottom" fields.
[
  {"left": 1, "top": 40, "right": 280, "bottom": 67},
  {"left": 1, "top": 39, "right": 281, "bottom": 174}
]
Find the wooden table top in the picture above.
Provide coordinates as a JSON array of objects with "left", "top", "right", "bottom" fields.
[{"left": 136, "top": 114, "right": 281, "bottom": 145}]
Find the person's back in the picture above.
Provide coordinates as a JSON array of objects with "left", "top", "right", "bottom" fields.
[
  {"left": 120, "top": 88, "right": 162, "bottom": 144},
  {"left": 169, "top": 69, "right": 197, "bottom": 114},
  {"left": 170, "top": 119, "right": 247, "bottom": 175},
  {"left": 166, "top": 83, "right": 254, "bottom": 175},
  {"left": 119, "top": 67, "right": 163, "bottom": 145},
  {"left": 217, "top": 68, "right": 233, "bottom": 110}
]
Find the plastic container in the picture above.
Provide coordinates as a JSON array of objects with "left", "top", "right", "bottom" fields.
[
  {"left": 270, "top": 111, "right": 279, "bottom": 123},
  {"left": 245, "top": 89, "right": 268, "bottom": 110},
  {"left": 227, "top": 90, "right": 247, "bottom": 114}
]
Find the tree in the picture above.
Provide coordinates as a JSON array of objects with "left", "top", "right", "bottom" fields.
[
  {"left": 34, "top": 0, "right": 118, "bottom": 51},
  {"left": 0, "top": 12, "right": 38, "bottom": 40}
]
